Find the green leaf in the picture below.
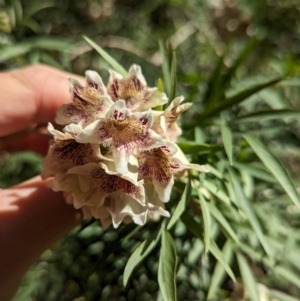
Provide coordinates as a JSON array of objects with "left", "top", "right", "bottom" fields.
[
  {"left": 222, "top": 38, "right": 258, "bottom": 89},
  {"left": 274, "top": 266, "right": 300, "bottom": 290},
  {"left": 176, "top": 142, "right": 223, "bottom": 155},
  {"left": 197, "top": 190, "right": 211, "bottom": 254},
  {"left": 236, "top": 253, "right": 260, "bottom": 301},
  {"left": 181, "top": 211, "right": 235, "bottom": 282},
  {"left": 157, "top": 77, "right": 164, "bottom": 92},
  {"left": 200, "top": 76, "right": 283, "bottom": 120},
  {"left": 244, "top": 135, "right": 300, "bottom": 210},
  {"left": 168, "top": 51, "right": 177, "bottom": 101},
  {"left": 237, "top": 109, "right": 300, "bottom": 122},
  {"left": 0, "top": 42, "right": 31, "bottom": 62},
  {"left": 202, "top": 179, "right": 231, "bottom": 205},
  {"left": 158, "top": 40, "right": 170, "bottom": 94},
  {"left": 11, "top": 0, "right": 23, "bottom": 23},
  {"left": 83, "top": 35, "right": 127, "bottom": 77},
  {"left": 207, "top": 202, "right": 239, "bottom": 243},
  {"left": 181, "top": 211, "right": 203, "bottom": 240},
  {"left": 210, "top": 240, "right": 236, "bottom": 282},
  {"left": 0, "top": 36, "right": 72, "bottom": 62},
  {"left": 234, "top": 162, "right": 277, "bottom": 183},
  {"left": 220, "top": 118, "right": 233, "bottom": 165},
  {"left": 158, "top": 229, "right": 177, "bottom": 301},
  {"left": 167, "top": 178, "right": 191, "bottom": 230},
  {"left": 270, "top": 289, "right": 300, "bottom": 301},
  {"left": 207, "top": 240, "right": 233, "bottom": 300},
  {"left": 228, "top": 168, "right": 273, "bottom": 257},
  {"left": 123, "top": 228, "right": 161, "bottom": 286},
  {"left": 202, "top": 52, "right": 226, "bottom": 104}
]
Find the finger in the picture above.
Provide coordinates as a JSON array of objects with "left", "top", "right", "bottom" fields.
[
  {"left": 0, "top": 176, "right": 82, "bottom": 300},
  {"left": 0, "top": 64, "right": 84, "bottom": 137},
  {"left": 0, "top": 133, "right": 50, "bottom": 155}
]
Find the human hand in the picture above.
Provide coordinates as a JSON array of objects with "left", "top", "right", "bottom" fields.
[{"left": 0, "top": 65, "right": 83, "bottom": 301}]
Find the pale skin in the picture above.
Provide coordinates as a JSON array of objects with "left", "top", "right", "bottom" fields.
[{"left": 0, "top": 65, "right": 84, "bottom": 301}]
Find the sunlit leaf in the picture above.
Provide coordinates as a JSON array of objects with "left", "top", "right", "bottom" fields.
[
  {"left": 202, "top": 179, "right": 231, "bottom": 205},
  {"left": 169, "top": 51, "right": 177, "bottom": 101},
  {"left": 207, "top": 202, "right": 239, "bottom": 243},
  {"left": 237, "top": 253, "right": 260, "bottom": 301},
  {"left": 197, "top": 190, "right": 211, "bottom": 254},
  {"left": 234, "top": 162, "right": 277, "bottom": 183},
  {"left": 167, "top": 178, "right": 191, "bottom": 230},
  {"left": 245, "top": 135, "right": 300, "bottom": 210},
  {"left": 220, "top": 117, "right": 233, "bottom": 165},
  {"left": 274, "top": 266, "right": 300, "bottom": 290},
  {"left": 207, "top": 240, "right": 233, "bottom": 300},
  {"left": 270, "top": 289, "right": 300, "bottom": 301},
  {"left": 237, "top": 109, "right": 300, "bottom": 122},
  {"left": 229, "top": 168, "right": 273, "bottom": 257},
  {"left": 177, "top": 141, "right": 223, "bottom": 155},
  {"left": 210, "top": 240, "right": 236, "bottom": 282},
  {"left": 158, "top": 229, "right": 177, "bottom": 301},
  {"left": 83, "top": 35, "right": 127, "bottom": 77},
  {"left": 158, "top": 40, "right": 170, "bottom": 94},
  {"left": 200, "top": 76, "right": 283, "bottom": 120},
  {"left": 123, "top": 228, "right": 161, "bottom": 287},
  {"left": 181, "top": 211, "right": 235, "bottom": 282}
]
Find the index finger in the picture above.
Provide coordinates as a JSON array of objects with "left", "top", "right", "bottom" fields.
[{"left": 0, "top": 64, "right": 83, "bottom": 137}]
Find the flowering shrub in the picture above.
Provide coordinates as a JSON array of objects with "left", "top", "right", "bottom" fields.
[{"left": 42, "top": 65, "right": 208, "bottom": 229}]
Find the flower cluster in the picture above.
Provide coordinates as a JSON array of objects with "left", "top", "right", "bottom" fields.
[{"left": 42, "top": 65, "right": 208, "bottom": 228}]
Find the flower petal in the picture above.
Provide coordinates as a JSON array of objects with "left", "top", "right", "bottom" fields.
[
  {"left": 107, "top": 65, "right": 168, "bottom": 111},
  {"left": 56, "top": 72, "right": 113, "bottom": 126},
  {"left": 163, "top": 96, "right": 192, "bottom": 141},
  {"left": 105, "top": 194, "right": 147, "bottom": 228},
  {"left": 68, "top": 162, "right": 146, "bottom": 207},
  {"left": 77, "top": 100, "right": 165, "bottom": 174}
]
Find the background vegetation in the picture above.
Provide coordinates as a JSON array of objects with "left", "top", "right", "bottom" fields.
[{"left": 1, "top": 0, "right": 300, "bottom": 300}]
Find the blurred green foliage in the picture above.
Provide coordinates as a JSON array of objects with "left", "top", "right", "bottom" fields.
[{"left": 1, "top": 0, "right": 300, "bottom": 300}]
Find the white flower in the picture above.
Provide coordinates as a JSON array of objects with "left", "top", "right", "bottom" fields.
[
  {"left": 107, "top": 64, "right": 168, "bottom": 111},
  {"left": 56, "top": 70, "right": 113, "bottom": 126},
  {"left": 76, "top": 99, "right": 165, "bottom": 174},
  {"left": 41, "top": 123, "right": 101, "bottom": 179},
  {"left": 138, "top": 141, "right": 188, "bottom": 203},
  {"left": 159, "top": 96, "right": 192, "bottom": 142}
]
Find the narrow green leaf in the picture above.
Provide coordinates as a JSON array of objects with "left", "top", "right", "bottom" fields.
[
  {"left": 11, "top": 0, "right": 23, "bottom": 23},
  {"left": 0, "top": 42, "right": 31, "bottom": 62},
  {"left": 197, "top": 190, "right": 211, "bottom": 254},
  {"left": 237, "top": 109, "right": 300, "bottom": 122},
  {"left": 167, "top": 178, "right": 191, "bottom": 230},
  {"left": 157, "top": 78, "right": 164, "bottom": 92},
  {"left": 222, "top": 38, "right": 258, "bottom": 89},
  {"left": 169, "top": 51, "right": 177, "bottom": 101},
  {"left": 245, "top": 135, "right": 300, "bottom": 210},
  {"left": 207, "top": 240, "right": 233, "bottom": 300},
  {"left": 236, "top": 253, "right": 260, "bottom": 301},
  {"left": 234, "top": 162, "right": 277, "bottom": 183},
  {"left": 83, "top": 35, "right": 127, "bottom": 77},
  {"left": 274, "top": 266, "right": 300, "bottom": 290},
  {"left": 123, "top": 228, "right": 161, "bottom": 287},
  {"left": 203, "top": 52, "right": 225, "bottom": 104},
  {"left": 177, "top": 142, "right": 223, "bottom": 155},
  {"left": 181, "top": 211, "right": 203, "bottom": 240},
  {"left": 181, "top": 212, "right": 235, "bottom": 282},
  {"left": 200, "top": 76, "right": 283, "bottom": 120},
  {"left": 202, "top": 179, "right": 231, "bottom": 205},
  {"left": 207, "top": 202, "right": 239, "bottom": 243},
  {"left": 158, "top": 229, "right": 177, "bottom": 301},
  {"left": 220, "top": 119, "right": 233, "bottom": 165},
  {"left": 210, "top": 240, "right": 236, "bottom": 282},
  {"left": 229, "top": 168, "right": 273, "bottom": 257},
  {"left": 270, "top": 289, "right": 300, "bottom": 301},
  {"left": 158, "top": 40, "right": 170, "bottom": 94}
]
